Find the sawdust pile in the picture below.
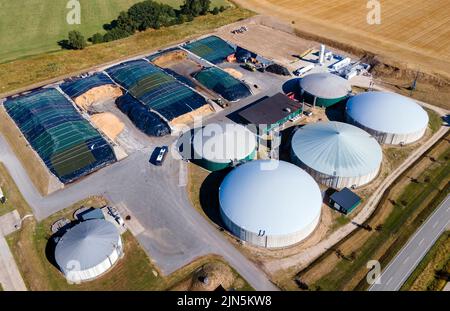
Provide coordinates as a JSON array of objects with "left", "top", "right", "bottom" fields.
[
  {"left": 153, "top": 50, "right": 188, "bottom": 67},
  {"left": 170, "top": 104, "right": 214, "bottom": 127},
  {"left": 90, "top": 112, "right": 124, "bottom": 142},
  {"left": 74, "top": 85, "right": 123, "bottom": 111},
  {"left": 223, "top": 68, "right": 243, "bottom": 79}
]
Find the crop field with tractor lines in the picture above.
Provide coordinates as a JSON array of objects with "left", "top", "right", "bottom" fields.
[{"left": 234, "top": 0, "right": 450, "bottom": 80}]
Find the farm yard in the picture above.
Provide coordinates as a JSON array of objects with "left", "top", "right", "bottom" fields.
[
  {"left": 234, "top": 0, "right": 450, "bottom": 81},
  {"left": 0, "top": 0, "right": 230, "bottom": 63},
  {"left": 0, "top": 0, "right": 448, "bottom": 294}
]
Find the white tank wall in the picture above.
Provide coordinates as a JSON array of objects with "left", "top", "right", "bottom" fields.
[
  {"left": 62, "top": 237, "right": 123, "bottom": 282},
  {"left": 291, "top": 151, "right": 380, "bottom": 189},
  {"left": 347, "top": 115, "right": 427, "bottom": 145},
  {"left": 220, "top": 209, "right": 321, "bottom": 248}
]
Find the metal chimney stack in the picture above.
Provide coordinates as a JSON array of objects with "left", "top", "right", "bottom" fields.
[{"left": 319, "top": 44, "right": 325, "bottom": 64}]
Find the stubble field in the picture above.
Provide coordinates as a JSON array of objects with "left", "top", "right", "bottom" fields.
[{"left": 234, "top": 0, "right": 450, "bottom": 80}]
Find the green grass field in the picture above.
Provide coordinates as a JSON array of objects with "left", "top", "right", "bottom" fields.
[{"left": 0, "top": 0, "right": 229, "bottom": 63}]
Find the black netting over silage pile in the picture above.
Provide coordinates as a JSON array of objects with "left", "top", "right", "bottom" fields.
[
  {"left": 106, "top": 60, "right": 207, "bottom": 122},
  {"left": 193, "top": 67, "right": 251, "bottom": 102},
  {"left": 116, "top": 94, "right": 170, "bottom": 137},
  {"left": 60, "top": 73, "right": 115, "bottom": 99},
  {"left": 4, "top": 88, "right": 116, "bottom": 184},
  {"left": 183, "top": 36, "right": 235, "bottom": 64}
]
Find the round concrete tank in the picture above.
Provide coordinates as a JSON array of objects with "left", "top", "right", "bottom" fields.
[
  {"left": 299, "top": 72, "right": 351, "bottom": 107},
  {"left": 291, "top": 121, "right": 382, "bottom": 189},
  {"left": 346, "top": 92, "right": 429, "bottom": 145},
  {"left": 219, "top": 160, "right": 322, "bottom": 248}
]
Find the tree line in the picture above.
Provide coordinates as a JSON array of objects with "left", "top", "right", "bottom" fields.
[{"left": 63, "top": 0, "right": 228, "bottom": 50}]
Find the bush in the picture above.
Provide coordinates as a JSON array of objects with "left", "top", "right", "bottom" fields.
[
  {"left": 103, "top": 28, "right": 132, "bottom": 42},
  {"left": 127, "top": 0, "right": 177, "bottom": 31},
  {"left": 180, "top": 0, "right": 211, "bottom": 17},
  {"left": 211, "top": 7, "right": 220, "bottom": 15},
  {"left": 67, "top": 31, "right": 87, "bottom": 50},
  {"left": 90, "top": 33, "right": 104, "bottom": 44},
  {"left": 65, "top": 0, "right": 224, "bottom": 47}
]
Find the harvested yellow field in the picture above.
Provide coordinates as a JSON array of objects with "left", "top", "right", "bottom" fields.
[{"left": 235, "top": 0, "right": 450, "bottom": 79}]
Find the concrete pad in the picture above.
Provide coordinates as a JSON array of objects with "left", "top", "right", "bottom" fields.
[{"left": 0, "top": 210, "right": 21, "bottom": 236}]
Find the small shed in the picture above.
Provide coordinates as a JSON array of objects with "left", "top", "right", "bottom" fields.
[{"left": 329, "top": 187, "right": 361, "bottom": 215}]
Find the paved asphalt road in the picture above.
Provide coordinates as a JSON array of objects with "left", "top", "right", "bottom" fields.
[
  {"left": 0, "top": 82, "right": 285, "bottom": 291},
  {"left": 0, "top": 134, "right": 279, "bottom": 291},
  {"left": 369, "top": 195, "right": 450, "bottom": 291}
]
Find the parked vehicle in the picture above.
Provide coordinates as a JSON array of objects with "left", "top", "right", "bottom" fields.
[
  {"left": 0, "top": 187, "right": 5, "bottom": 204},
  {"left": 243, "top": 63, "right": 256, "bottom": 72},
  {"left": 154, "top": 146, "right": 169, "bottom": 166},
  {"left": 213, "top": 98, "right": 228, "bottom": 108},
  {"left": 294, "top": 64, "right": 314, "bottom": 76}
]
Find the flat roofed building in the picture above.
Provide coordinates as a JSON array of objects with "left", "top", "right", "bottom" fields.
[
  {"left": 329, "top": 187, "right": 362, "bottom": 215},
  {"left": 238, "top": 93, "right": 303, "bottom": 134}
]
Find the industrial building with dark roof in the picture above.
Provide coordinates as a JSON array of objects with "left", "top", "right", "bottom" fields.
[
  {"left": 329, "top": 188, "right": 362, "bottom": 215},
  {"left": 238, "top": 93, "right": 303, "bottom": 134}
]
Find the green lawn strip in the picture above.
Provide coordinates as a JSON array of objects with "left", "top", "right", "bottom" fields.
[
  {"left": 426, "top": 108, "right": 443, "bottom": 134},
  {"left": 0, "top": 163, "right": 33, "bottom": 217},
  {"left": 0, "top": 0, "right": 230, "bottom": 63},
  {"left": 0, "top": 7, "right": 253, "bottom": 95},
  {"left": 6, "top": 190, "right": 251, "bottom": 290}
]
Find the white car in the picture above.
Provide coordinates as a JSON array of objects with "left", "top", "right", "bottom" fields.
[{"left": 154, "top": 146, "right": 169, "bottom": 166}]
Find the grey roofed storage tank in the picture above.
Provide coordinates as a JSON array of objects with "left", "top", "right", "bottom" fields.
[
  {"left": 291, "top": 121, "right": 382, "bottom": 188},
  {"left": 55, "top": 219, "right": 120, "bottom": 273},
  {"left": 300, "top": 72, "right": 351, "bottom": 99},
  {"left": 219, "top": 160, "right": 322, "bottom": 248},
  {"left": 346, "top": 92, "right": 429, "bottom": 134}
]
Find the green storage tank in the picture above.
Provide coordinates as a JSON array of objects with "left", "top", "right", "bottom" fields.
[
  {"left": 192, "top": 123, "right": 257, "bottom": 171},
  {"left": 299, "top": 72, "right": 351, "bottom": 108}
]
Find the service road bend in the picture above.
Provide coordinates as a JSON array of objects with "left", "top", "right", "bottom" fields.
[{"left": 177, "top": 295, "right": 272, "bottom": 309}]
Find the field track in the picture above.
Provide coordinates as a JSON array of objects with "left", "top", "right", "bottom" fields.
[{"left": 234, "top": 0, "right": 450, "bottom": 79}]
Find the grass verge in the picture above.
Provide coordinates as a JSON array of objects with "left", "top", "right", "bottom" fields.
[
  {"left": 5, "top": 189, "right": 250, "bottom": 290},
  {"left": 401, "top": 231, "right": 450, "bottom": 291},
  {"left": 0, "top": 109, "right": 52, "bottom": 196},
  {"left": 187, "top": 163, "right": 229, "bottom": 228},
  {"left": 0, "top": 7, "right": 254, "bottom": 96},
  {"left": 7, "top": 195, "right": 251, "bottom": 290},
  {"left": 291, "top": 134, "right": 450, "bottom": 291},
  {"left": 0, "top": 1, "right": 231, "bottom": 63},
  {"left": 0, "top": 162, "right": 33, "bottom": 217}
]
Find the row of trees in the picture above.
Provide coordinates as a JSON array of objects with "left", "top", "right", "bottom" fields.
[{"left": 64, "top": 0, "right": 227, "bottom": 50}]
